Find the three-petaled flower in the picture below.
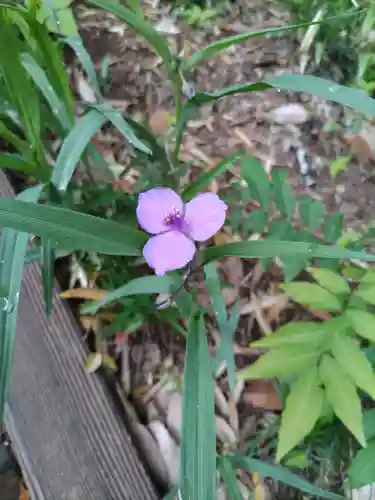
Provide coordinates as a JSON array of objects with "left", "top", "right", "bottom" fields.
[{"left": 136, "top": 188, "right": 228, "bottom": 276}]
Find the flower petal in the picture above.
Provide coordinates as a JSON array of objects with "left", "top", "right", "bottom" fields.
[
  {"left": 143, "top": 231, "right": 196, "bottom": 276},
  {"left": 184, "top": 192, "right": 228, "bottom": 242},
  {"left": 136, "top": 188, "right": 183, "bottom": 234}
]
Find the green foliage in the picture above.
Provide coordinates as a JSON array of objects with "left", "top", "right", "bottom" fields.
[{"left": 2, "top": 1, "right": 375, "bottom": 497}]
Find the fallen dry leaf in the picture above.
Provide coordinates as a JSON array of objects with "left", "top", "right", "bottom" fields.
[
  {"left": 149, "top": 109, "right": 170, "bottom": 135},
  {"left": 267, "top": 103, "right": 310, "bottom": 125},
  {"left": 19, "top": 485, "right": 29, "bottom": 500},
  {"left": 244, "top": 380, "right": 282, "bottom": 410},
  {"left": 60, "top": 288, "right": 107, "bottom": 300}
]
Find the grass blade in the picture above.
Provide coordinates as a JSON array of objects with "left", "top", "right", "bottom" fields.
[
  {"left": 0, "top": 184, "right": 42, "bottom": 419},
  {"left": 202, "top": 240, "right": 375, "bottom": 263},
  {"left": 40, "top": 237, "right": 54, "bottom": 315},
  {"left": 81, "top": 275, "right": 182, "bottom": 314},
  {"left": 228, "top": 455, "right": 343, "bottom": 500},
  {"left": 218, "top": 455, "right": 243, "bottom": 500},
  {"left": 204, "top": 262, "right": 238, "bottom": 392},
  {"left": 0, "top": 197, "right": 146, "bottom": 255},
  {"left": 0, "top": 153, "right": 50, "bottom": 182},
  {"left": 21, "top": 52, "right": 70, "bottom": 129},
  {"left": 180, "top": 314, "right": 216, "bottom": 500}
]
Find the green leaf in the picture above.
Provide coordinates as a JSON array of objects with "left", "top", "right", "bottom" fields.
[
  {"left": 251, "top": 322, "right": 326, "bottom": 349},
  {"left": 81, "top": 275, "right": 181, "bottom": 314},
  {"left": 184, "top": 11, "right": 362, "bottom": 70},
  {"left": 308, "top": 267, "right": 350, "bottom": 295},
  {"left": 51, "top": 108, "right": 107, "bottom": 192},
  {"left": 182, "top": 151, "right": 244, "bottom": 201},
  {"left": 330, "top": 156, "right": 350, "bottom": 178},
  {"left": 346, "top": 309, "right": 375, "bottom": 342},
  {"left": 228, "top": 455, "right": 343, "bottom": 499},
  {"left": 92, "top": 103, "right": 150, "bottom": 154},
  {"left": 319, "top": 354, "right": 365, "bottom": 446},
  {"left": 181, "top": 314, "right": 216, "bottom": 500},
  {"left": 238, "top": 345, "right": 320, "bottom": 380},
  {"left": 323, "top": 213, "right": 344, "bottom": 243},
  {"left": 38, "top": 0, "right": 78, "bottom": 36},
  {"left": 282, "top": 257, "right": 308, "bottom": 282},
  {"left": 280, "top": 282, "right": 342, "bottom": 311},
  {"left": 64, "top": 36, "right": 101, "bottom": 99},
  {"left": 299, "top": 198, "right": 324, "bottom": 230},
  {"left": 40, "top": 237, "right": 54, "bottom": 316},
  {"left": 204, "top": 262, "right": 238, "bottom": 392},
  {"left": 363, "top": 409, "right": 375, "bottom": 441},
  {"left": 355, "top": 285, "right": 375, "bottom": 305},
  {"left": 271, "top": 168, "right": 296, "bottom": 219},
  {"left": 0, "top": 184, "right": 42, "bottom": 419},
  {"left": 277, "top": 365, "right": 324, "bottom": 461},
  {"left": 243, "top": 210, "right": 268, "bottom": 235},
  {"left": 202, "top": 240, "right": 375, "bottom": 264},
  {"left": 0, "top": 197, "right": 146, "bottom": 255},
  {"left": 331, "top": 331, "right": 375, "bottom": 398},
  {"left": 189, "top": 83, "right": 270, "bottom": 107},
  {"left": 0, "top": 153, "right": 50, "bottom": 182},
  {"left": 240, "top": 156, "right": 270, "bottom": 210},
  {"left": 52, "top": 106, "right": 149, "bottom": 192},
  {"left": 218, "top": 455, "right": 243, "bottom": 500},
  {"left": 87, "top": 0, "right": 174, "bottom": 76},
  {"left": 265, "top": 74, "right": 375, "bottom": 117},
  {"left": 20, "top": 52, "right": 70, "bottom": 129},
  {"left": 349, "top": 441, "right": 375, "bottom": 488}
]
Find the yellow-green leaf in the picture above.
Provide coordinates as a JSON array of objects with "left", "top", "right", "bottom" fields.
[
  {"left": 308, "top": 267, "right": 350, "bottom": 295},
  {"left": 251, "top": 322, "right": 326, "bottom": 349},
  {"left": 319, "top": 354, "right": 365, "bottom": 446},
  {"left": 331, "top": 331, "right": 375, "bottom": 398},
  {"left": 238, "top": 346, "right": 320, "bottom": 380},
  {"left": 281, "top": 283, "right": 342, "bottom": 311},
  {"left": 355, "top": 285, "right": 375, "bottom": 305},
  {"left": 345, "top": 309, "right": 375, "bottom": 342},
  {"left": 277, "top": 365, "right": 323, "bottom": 462}
]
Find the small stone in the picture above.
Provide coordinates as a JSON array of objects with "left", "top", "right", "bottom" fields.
[{"left": 268, "top": 103, "right": 310, "bottom": 125}]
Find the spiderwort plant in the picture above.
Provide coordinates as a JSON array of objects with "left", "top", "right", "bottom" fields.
[{"left": 136, "top": 187, "right": 227, "bottom": 275}]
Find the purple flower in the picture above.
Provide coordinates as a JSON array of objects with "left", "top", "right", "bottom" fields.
[{"left": 136, "top": 188, "right": 228, "bottom": 276}]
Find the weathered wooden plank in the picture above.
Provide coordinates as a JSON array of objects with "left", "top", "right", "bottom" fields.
[{"left": 0, "top": 172, "right": 158, "bottom": 500}]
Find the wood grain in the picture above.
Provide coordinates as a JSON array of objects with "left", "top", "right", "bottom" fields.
[{"left": 0, "top": 172, "right": 158, "bottom": 500}]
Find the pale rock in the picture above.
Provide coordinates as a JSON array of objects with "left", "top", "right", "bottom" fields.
[
  {"left": 149, "top": 421, "right": 180, "bottom": 486},
  {"left": 166, "top": 392, "right": 182, "bottom": 436},
  {"left": 268, "top": 103, "right": 310, "bottom": 125}
]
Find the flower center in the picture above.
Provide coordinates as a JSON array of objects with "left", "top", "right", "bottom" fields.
[{"left": 164, "top": 207, "right": 184, "bottom": 230}]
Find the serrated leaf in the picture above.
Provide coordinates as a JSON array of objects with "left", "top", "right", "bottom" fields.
[
  {"left": 240, "top": 156, "right": 270, "bottom": 210},
  {"left": 319, "top": 354, "right": 365, "bottom": 446},
  {"left": 323, "top": 213, "right": 344, "bottom": 243},
  {"left": 272, "top": 168, "right": 296, "bottom": 219},
  {"left": 281, "top": 282, "right": 342, "bottom": 311},
  {"left": 251, "top": 322, "right": 326, "bottom": 349},
  {"left": 238, "top": 345, "right": 320, "bottom": 380},
  {"left": 331, "top": 331, "right": 375, "bottom": 398},
  {"left": 308, "top": 267, "right": 350, "bottom": 295},
  {"left": 276, "top": 365, "right": 323, "bottom": 461},
  {"left": 348, "top": 441, "right": 375, "bottom": 488},
  {"left": 180, "top": 314, "right": 216, "bottom": 500},
  {"left": 299, "top": 198, "right": 325, "bottom": 230},
  {"left": 228, "top": 454, "right": 343, "bottom": 499},
  {"left": 346, "top": 309, "right": 375, "bottom": 342}
]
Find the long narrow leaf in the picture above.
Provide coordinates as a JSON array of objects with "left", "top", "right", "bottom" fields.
[
  {"left": 81, "top": 275, "right": 182, "bottom": 314},
  {"left": 0, "top": 197, "right": 146, "bottom": 255},
  {"left": 87, "top": 0, "right": 174, "bottom": 76},
  {"left": 40, "top": 237, "right": 54, "bottom": 315},
  {"left": 0, "top": 153, "right": 50, "bottom": 182},
  {"left": 202, "top": 240, "right": 375, "bottom": 263},
  {"left": 180, "top": 314, "right": 216, "bottom": 500},
  {"left": 0, "top": 185, "right": 42, "bottom": 419},
  {"left": 184, "top": 10, "right": 363, "bottom": 69},
  {"left": 228, "top": 455, "right": 343, "bottom": 500}
]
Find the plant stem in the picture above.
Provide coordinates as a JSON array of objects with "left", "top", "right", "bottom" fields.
[{"left": 172, "top": 73, "right": 183, "bottom": 167}]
